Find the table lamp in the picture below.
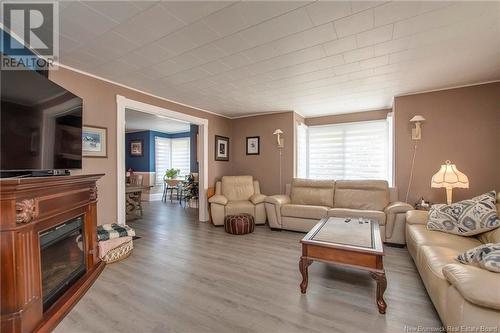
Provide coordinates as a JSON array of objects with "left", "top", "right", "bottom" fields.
[{"left": 431, "top": 160, "right": 469, "bottom": 205}]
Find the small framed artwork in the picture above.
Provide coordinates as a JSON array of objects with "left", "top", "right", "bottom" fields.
[
  {"left": 215, "top": 135, "right": 229, "bottom": 161},
  {"left": 130, "top": 140, "right": 143, "bottom": 157},
  {"left": 82, "top": 125, "right": 107, "bottom": 158},
  {"left": 246, "top": 136, "right": 260, "bottom": 155}
]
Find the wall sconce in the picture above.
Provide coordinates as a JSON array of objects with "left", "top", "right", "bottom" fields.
[
  {"left": 273, "top": 129, "right": 284, "bottom": 148},
  {"left": 410, "top": 115, "right": 425, "bottom": 140}
]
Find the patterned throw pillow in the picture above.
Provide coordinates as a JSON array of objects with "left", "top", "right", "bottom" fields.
[
  {"left": 457, "top": 243, "right": 500, "bottom": 273},
  {"left": 427, "top": 191, "right": 500, "bottom": 236}
]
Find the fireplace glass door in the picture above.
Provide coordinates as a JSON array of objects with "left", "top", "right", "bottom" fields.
[{"left": 40, "top": 216, "right": 86, "bottom": 310}]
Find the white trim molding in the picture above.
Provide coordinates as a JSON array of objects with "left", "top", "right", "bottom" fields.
[{"left": 116, "top": 95, "right": 209, "bottom": 224}]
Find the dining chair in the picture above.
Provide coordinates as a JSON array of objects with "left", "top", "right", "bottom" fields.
[
  {"left": 162, "top": 176, "right": 180, "bottom": 203},
  {"left": 128, "top": 174, "right": 144, "bottom": 216}
]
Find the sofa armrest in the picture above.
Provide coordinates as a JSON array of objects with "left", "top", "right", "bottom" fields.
[
  {"left": 406, "top": 210, "right": 428, "bottom": 225},
  {"left": 250, "top": 193, "right": 266, "bottom": 205},
  {"left": 208, "top": 194, "right": 228, "bottom": 206},
  {"left": 443, "top": 263, "right": 500, "bottom": 310},
  {"left": 265, "top": 195, "right": 291, "bottom": 206},
  {"left": 384, "top": 201, "right": 413, "bottom": 214}
]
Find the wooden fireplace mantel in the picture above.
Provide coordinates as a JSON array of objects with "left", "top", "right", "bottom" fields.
[{"left": 1, "top": 174, "right": 105, "bottom": 333}]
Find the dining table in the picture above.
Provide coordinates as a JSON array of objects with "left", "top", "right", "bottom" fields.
[{"left": 125, "top": 184, "right": 153, "bottom": 220}]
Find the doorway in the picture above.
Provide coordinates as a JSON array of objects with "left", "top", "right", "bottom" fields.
[{"left": 116, "top": 95, "right": 209, "bottom": 225}]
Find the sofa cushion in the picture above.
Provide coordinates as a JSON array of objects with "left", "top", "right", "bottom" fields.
[
  {"left": 443, "top": 263, "right": 500, "bottom": 310},
  {"left": 406, "top": 224, "right": 482, "bottom": 260},
  {"left": 334, "top": 180, "right": 389, "bottom": 211},
  {"left": 327, "top": 208, "right": 386, "bottom": 226},
  {"left": 225, "top": 200, "right": 254, "bottom": 216},
  {"left": 478, "top": 227, "right": 500, "bottom": 244},
  {"left": 427, "top": 191, "right": 500, "bottom": 236},
  {"left": 281, "top": 204, "right": 328, "bottom": 219},
  {"left": 417, "top": 246, "right": 461, "bottom": 317},
  {"left": 221, "top": 176, "right": 255, "bottom": 201},
  {"left": 457, "top": 243, "right": 500, "bottom": 273},
  {"left": 282, "top": 216, "right": 320, "bottom": 233},
  {"left": 290, "top": 178, "right": 335, "bottom": 207}
]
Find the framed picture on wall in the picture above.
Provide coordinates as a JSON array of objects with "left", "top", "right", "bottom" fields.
[
  {"left": 215, "top": 135, "right": 229, "bottom": 161},
  {"left": 246, "top": 136, "right": 260, "bottom": 155},
  {"left": 130, "top": 140, "right": 143, "bottom": 157},
  {"left": 82, "top": 125, "right": 107, "bottom": 158}
]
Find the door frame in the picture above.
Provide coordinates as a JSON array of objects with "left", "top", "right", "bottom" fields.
[{"left": 116, "top": 95, "right": 209, "bottom": 224}]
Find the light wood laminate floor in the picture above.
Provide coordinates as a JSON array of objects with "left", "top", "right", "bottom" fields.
[{"left": 55, "top": 201, "right": 441, "bottom": 333}]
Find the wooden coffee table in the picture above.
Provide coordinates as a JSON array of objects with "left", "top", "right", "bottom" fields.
[{"left": 299, "top": 217, "right": 387, "bottom": 314}]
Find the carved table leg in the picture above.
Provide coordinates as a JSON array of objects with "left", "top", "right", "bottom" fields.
[
  {"left": 299, "top": 257, "right": 312, "bottom": 294},
  {"left": 370, "top": 271, "right": 387, "bottom": 314}
]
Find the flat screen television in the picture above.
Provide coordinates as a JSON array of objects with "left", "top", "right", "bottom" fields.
[{"left": 1, "top": 65, "right": 83, "bottom": 177}]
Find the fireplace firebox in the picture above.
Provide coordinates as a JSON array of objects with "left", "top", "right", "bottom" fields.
[{"left": 40, "top": 216, "right": 86, "bottom": 311}]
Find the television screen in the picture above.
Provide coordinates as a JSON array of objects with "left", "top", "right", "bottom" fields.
[{"left": 1, "top": 67, "right": 83, "bottom": 172}]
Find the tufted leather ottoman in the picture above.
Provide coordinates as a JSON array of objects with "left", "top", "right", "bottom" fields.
[{"left": 224, "top": 214, "right": 255, "bottom": 235}]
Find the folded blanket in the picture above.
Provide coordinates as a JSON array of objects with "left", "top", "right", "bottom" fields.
[{"left": 97, "top": 223, "right": 135, "bottom": 241}]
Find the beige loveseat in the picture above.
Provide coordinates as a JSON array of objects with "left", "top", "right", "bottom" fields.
[
  {"left": 406, "top": 193, "right": 500, "bottom": 329},
  {"left": 208, "top": 176, "right": 266, "bottom": 226},
  {"left": 265, "top": 178, "right": 412, "bottom": 244}
]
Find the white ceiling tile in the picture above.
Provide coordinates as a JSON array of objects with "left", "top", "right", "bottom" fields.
[
  {"left": 113, "top": 3, "right": 186, "bottom": 45},
  {"left": 129, "top": 1, "right": 158, "bottom": 11},
  {"left": 241, "top": 1, "right": 311, "bottom": 26},
  {"left": 373, "top": 1, "right": 420, "bottom": 26},
  {"left": 199, "top": 60, "right": 231, "bottom": 75},
  {"left": 343, "top": 46, "right": 374, "bottom": 63},
  {"left": 190, "top": 44, "right": 228, "bottom": 63},
  {"left": 359, "top": 55, "right": 389, "bottom": 69},
  {"left": 351, "top": 1, "right": 387, "bottom": 13},
  {"left": 305, "top": 1, "right": 351, "bottom": 26},
  {"left": 373, "top": 36, "right": 411, "bottom": 56},
  {"left": 162, "top": 1, "right": 234, "bottom": 24},
  {"left": 238, "top": 9, "right": 314, "bottom": 48},
  {"left": 220, "top": 53, "right": 253, "bottom": 69},
  {"left": 334, "top": 9, "right": 374, "bottom": 37},
  {"left": 242, "top": 44, "right": 279, "bottom": 63},
  {"left": 82, "top": 1, "right": 144, "bottom": 23},
  {"left": 129, "top": 42, "right": 174, "bottom": 65},
  {"left": 62, "top": 2, "right": 119, "bottom": 35},
  {"left": 322, "top": 36, "right": 357, "bottom": 55},
  {"left": 155, "top": 59, "right": 180, "bottom": 77},
  {"left": 202, "top": 3, "right": 249, "bottom": 36},
  {"left": 164, "top": 67, "right": 211, "bottom": 84},
  {"left": 272, "top": 23, "right": 337, "bottom": 55},
  {"left": 156, "top": 30, "right": 197, "bottom": 57},
  {"left": 213, "top": 34, "right": 251, "bottom": 54},
  {"left": 356, "top": 24, "right": 393, "bottom": 48}
]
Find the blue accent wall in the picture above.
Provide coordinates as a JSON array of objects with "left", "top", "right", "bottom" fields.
[
  {"left": 125, "top": 131, "right": 151, "bottom": 172},
  {"left": 190, "top": 125, "right": 199, "bottom": 172},
  {"left": 125, "top": 130, "right": 192, "bottom": 172}
]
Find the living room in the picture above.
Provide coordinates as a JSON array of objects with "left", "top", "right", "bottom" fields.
[{"left": 0, "top": 1, "right": 499, "bottom": 333}]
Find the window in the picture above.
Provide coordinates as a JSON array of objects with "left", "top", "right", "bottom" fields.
[
  {"left": 296, "top": 119, "right": 392, "bottom": 183},
  {"left": 155, "top": 137, "right": 190, "bottom": 185}
]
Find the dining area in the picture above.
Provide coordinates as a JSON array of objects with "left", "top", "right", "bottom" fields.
[{"left": 125, "top": 170, "right": 199, "bottom": 221}]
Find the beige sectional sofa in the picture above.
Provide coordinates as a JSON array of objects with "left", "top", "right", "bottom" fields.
[
  {"left": 406, "top": 194, "right": 500, "bottom": 329},
  {"left": 265, "top": 178, "right": 413, "bottom": 244},
  {"left": 208, "top": 175, "right": 267, "bottom": 226}
]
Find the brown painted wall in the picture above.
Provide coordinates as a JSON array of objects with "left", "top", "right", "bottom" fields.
[
  {"left": 305, "top": 109, "right": 391, "bottom": 126},
  {"left": 231, "top": 112, "right": 295, "bottom": 195},
  {"left": 49, "top": 67, "right": 232, "bottom": 224},
  {"left": 394, "top": 82, "right": 500, "bottom": 205}
]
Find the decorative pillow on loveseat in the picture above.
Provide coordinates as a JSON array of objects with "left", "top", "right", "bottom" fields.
[
  {"left": 457, "top": 243, "right": 500, "bottom": 273},
  {"left": 427, "top": 191, "right": 500, "bottom": 236}
]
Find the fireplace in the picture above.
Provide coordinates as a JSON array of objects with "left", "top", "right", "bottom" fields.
[{"left": 39, "top": 216, "right": 86, "bottom": 311}]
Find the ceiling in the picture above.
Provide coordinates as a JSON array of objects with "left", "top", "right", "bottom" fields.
[
  {"left": 125, "top": 108, "right": 191, "bottom": 133},
  {"left": 56, "top": 1, "right": 500, "bottom": 117}
]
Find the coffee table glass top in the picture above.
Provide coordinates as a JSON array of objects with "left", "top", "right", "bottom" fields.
[{"left": 311, "top": 217, "right": 374, "bottom": 249}]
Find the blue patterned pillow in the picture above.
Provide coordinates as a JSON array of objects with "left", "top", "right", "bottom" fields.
[
  {"left": 427, "top": 191, "right": 500, "bottom": 236},
  {"left": 457, "top": 243, "right": 500, "bottom": 273}
]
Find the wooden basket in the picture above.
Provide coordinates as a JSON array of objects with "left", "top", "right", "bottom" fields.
[{"left": 101, "top": 239, "right": 133, "bottom": 264}]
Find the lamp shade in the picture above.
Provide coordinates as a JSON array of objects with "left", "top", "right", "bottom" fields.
[
  {"left": 410, "top": 115, "right": 426, "bottom": 122},
  {"left": 273, "top": 129, "right": 283, "bottom": 135},
  {"left": 431, "top": 160, "right": 469, "bottom": 189}
]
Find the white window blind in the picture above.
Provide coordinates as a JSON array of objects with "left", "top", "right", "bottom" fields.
[
  {"left": 154, "top": 137, "right": 190, "bottom": 185},
  {"left": 306, "top": 120, "right": 390, "bottom": 182},
  {"left": 296, "top": 123, "right": 308, "bottom": 178},
  {"left": 171, "top": 137, "right": 190, "bottom": 177}
]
